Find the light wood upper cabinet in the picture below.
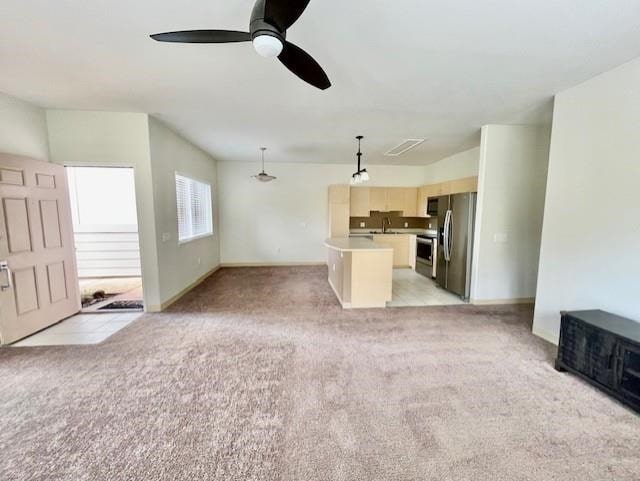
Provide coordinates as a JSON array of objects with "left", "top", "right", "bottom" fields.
[
  {"left": 350, "top": 187, "right": 370, "bottom": 217},
  {"left": 329, "top": 184, "right": 350, "bottom": 204},
  {"left": 369, "top": 187, "right": 387, "bottom": 212},
  {"left": 386, "top": 188, "right": 405, "bottom": 212},
  {"left": 403, "top": 187, "right": 418, "bottom": 217},
  {"left": 416, "top": 176, "right": 478, "bottom": 217},
  {"left": 350, "top": 186, "right": 419, "bottom": 216},
  {"left": 449, "top": 176, "right": 478, "bottom": 194}
]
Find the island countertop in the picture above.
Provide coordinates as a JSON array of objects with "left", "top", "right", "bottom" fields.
[{"left": 324, "top": 237, "right": 394, "bottom": 252}]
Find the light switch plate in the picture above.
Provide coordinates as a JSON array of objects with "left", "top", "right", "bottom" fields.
[
  {"left": 161, "top": 233, "right": 171, "bottom": 242},
  {"left": 493, "top": 233, "right": 508, "bottom": 243}
]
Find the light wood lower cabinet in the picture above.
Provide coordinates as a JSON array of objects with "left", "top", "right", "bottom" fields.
[
  {"left": 326, "top": 242, "right": 393, "bottom": 309},
  {"left": 372, "top": 234, "right": 417, "bottom": 268}
]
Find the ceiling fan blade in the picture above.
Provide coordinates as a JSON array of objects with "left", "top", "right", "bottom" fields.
[
  {"left": 150, "top": 30, "right": 251, "bottom": 44},
  {"left": 278, "top": 41, "right": 331, "bottom": 90},
  {"left": 264, "top": 0, "right": 312, "bottom": 31}
]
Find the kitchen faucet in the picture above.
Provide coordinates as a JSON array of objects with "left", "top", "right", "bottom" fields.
[{"left": 382, "top": 216, "right": 391, "bottom": 233}]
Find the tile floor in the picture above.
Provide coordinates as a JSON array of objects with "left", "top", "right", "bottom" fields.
[
  {"left": 11, "top": 312, "right": 142, "bottom": 347},
  {"left": 388, "top": 268, "right": 465, "bottom": 307}
]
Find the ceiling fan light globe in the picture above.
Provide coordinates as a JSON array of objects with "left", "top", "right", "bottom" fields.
[
  {"left": 360, "top": 171, "right": 369, "bottom": 182},
  {"left": 253, "top": 35, "right": 283, "bottom": 57}
]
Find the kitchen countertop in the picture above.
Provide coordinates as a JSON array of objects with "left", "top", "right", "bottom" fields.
[{"left": 325, "top": 237, "right": 393, "bottom": 252}]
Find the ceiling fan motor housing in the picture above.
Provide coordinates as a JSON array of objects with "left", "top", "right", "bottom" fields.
[{"left": 250, "top": 0, "right": 286, "bottom": 42}]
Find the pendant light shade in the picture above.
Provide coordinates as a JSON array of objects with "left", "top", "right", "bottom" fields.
[
  {"left": 351, "top": 135, "right": 369, "bottom": 184},
  {"left": 253, "top": 147, "right": 276, "bottom": 182}
]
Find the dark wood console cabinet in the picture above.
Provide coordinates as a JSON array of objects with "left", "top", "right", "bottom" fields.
[{"left": 555, "top": 310, "right": 640, "bottom": 414}]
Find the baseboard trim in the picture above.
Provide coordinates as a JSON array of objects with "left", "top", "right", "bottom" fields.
[
  {"left": 532, "top": 325, "right": 559, "bottom": 345},
  {"left": 471, "top": 297, "right": 535, "bottom": 306},
  {"left": 147, "top": 265, "right": 222, "bottom": 312},
  {"left": 220, "top": 262, "right": 326, "bottom": 267}
]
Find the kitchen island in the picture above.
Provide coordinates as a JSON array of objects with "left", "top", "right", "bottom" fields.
[{"left": 325, "top": 237, "right": 393, "bottom": 308}]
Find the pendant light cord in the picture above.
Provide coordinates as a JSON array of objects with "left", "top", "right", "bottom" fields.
[{"left": 356, "top": 135, "right": 363, "bottom": 173}]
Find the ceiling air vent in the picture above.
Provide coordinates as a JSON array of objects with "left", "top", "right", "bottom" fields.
[{"left": 384, "top": 139, "right": 425, "bottom": 157}]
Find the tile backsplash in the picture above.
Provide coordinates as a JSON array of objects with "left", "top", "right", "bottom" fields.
[{"left": 349, "top": 215, "right": 434, "bottom": 230}]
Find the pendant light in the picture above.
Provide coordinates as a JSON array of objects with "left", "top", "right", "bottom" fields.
[
  {"left": 253, "top": 147, "right": 276, "bottom": 182},
  {"left": 350, "top": 135, "right": 369, "bottom": 185}
]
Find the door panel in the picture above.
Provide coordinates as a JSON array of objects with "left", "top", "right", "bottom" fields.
[
  {"left": 13, "top": 267, "right": 39, "bottom": 314},
  {"left": 36, "top": 173, "right": 56, "bottom": 189},
  {"left": 46, "top": 262, "right": 68, "bottom": 303},
  {"left": 39, "top": 199, "right": 62, "bottom": 248},
  {"left": 3, "top": 198, "right": 32, "bottom": 253},
  {"left": 0, "top": 154, "right": 80, "bottom": 344},
  {"left": 0, "top": 168, "right": 25, "bottom": 185}
]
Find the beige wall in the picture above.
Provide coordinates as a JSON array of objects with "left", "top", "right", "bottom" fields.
[
  {"left": 0, "top": 92, "right": 49, "bottom": 161},
  {"left": 533, "top": 58, "right": 640, "bottom": 343},
  {"left": 147, "top": 117, "right": 220, "bottom": 305},
  {"left": 423, "top": 146, "right": 480, "bottom": 184},
  {"left": 471, "top": 124, "right": 551, "bottom": 303},
  {"left": 46, "top": 110, "right": 163, "bottom": 309},
  {"left": 218, "top": 162, "right": 428, "bottom": 264}
]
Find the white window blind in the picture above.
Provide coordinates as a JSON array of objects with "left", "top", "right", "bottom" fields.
[{"left": 175, "top": 174, "right": 213, "bottom": 243}]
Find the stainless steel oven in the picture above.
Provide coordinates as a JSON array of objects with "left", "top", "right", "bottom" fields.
[{"left": 416, "top": 235, "right": 437, "bottom": 278}]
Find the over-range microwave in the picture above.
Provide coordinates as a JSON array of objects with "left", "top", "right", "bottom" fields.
[{"left": 427, "top": 198, "right": 439, "bottom": 217}]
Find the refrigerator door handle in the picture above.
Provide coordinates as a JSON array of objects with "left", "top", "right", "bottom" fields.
[
  {"left": 442, "top": 211, "right": 448, "bottom": 262},
  {"left": 444, "top": 210, "right": 452, "bottom": 262},
  {"left": 447, "top": 210, "right": 453, "bottom": 261}
]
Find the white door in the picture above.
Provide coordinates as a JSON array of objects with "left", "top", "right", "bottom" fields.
[{"left": 0, "top": 154, "right": 80, "bottom": 344}]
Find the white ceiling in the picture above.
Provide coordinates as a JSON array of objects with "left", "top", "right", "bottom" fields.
[{"left": 2, "top": 1, "right": 640, "bottom": 165}]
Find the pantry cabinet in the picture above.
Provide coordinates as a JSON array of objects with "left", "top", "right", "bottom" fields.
[{"left": 328, "top": 184, "right": 350, "bottom": 237}]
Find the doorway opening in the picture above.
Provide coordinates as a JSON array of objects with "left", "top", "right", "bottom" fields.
[{"left": 66, "top": 166, "right": 144, "bottom": 312}]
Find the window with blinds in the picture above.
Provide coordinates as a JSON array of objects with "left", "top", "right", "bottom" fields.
[{"left": 175, "top": 174, "right": 213, "bottom": 243}]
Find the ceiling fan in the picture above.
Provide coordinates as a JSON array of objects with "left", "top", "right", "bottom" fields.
[{"left": 150, "top": 0, "right": 331, "bottom": 90}]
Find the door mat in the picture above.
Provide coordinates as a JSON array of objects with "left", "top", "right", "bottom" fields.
[{"left": 98, "top": 300, "right": 144, "bottom": 310}]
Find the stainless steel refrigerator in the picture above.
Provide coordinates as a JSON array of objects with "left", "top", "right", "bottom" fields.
[{"left": 435, "top": 193, "right": 476, "bottom": 299}]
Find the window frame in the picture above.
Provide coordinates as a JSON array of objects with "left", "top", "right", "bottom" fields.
[{"left": 175, "top": 172, "right": 214, "bottom": 245}]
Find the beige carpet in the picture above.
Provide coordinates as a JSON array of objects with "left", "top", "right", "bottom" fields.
[{"left": 1, "top": 266, "right": 638, "bottom": 480}]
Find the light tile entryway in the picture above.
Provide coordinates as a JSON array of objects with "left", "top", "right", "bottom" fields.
[
  {"left": 388, "top": 268, "right": 465, "bottom": 307},
  {"left": 11, "top": 312, "right": 142, "bottom": 347}
]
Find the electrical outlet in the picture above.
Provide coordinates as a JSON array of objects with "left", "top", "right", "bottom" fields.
[
  {"left": 197, "top": 257, "right": 201, "bottom": 265},
  {"left": 404, "top": 222, "right": 409, "bottom": 228},
  {"left": 360, "top": 222, "right": 365, "bottom": 228},
  {"left": 161, "top": 233, "right": 171, "bottom": 242},
  {"left": 428, "top": 223, "right": 432, "bottom": 229}
]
